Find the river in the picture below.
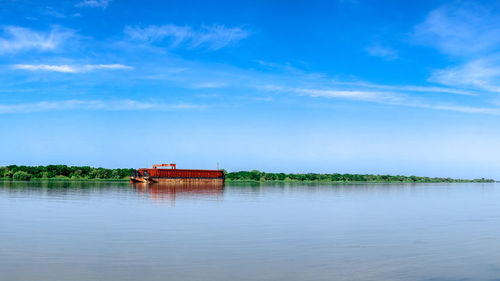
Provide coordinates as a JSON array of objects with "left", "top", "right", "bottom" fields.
[{"left": 1, "top": 181, "right": 499, "bottom": 281}]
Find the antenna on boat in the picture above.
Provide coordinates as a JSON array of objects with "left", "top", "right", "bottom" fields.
[{"left": 217, "top": 162, "right": 219, "bottom": 170}]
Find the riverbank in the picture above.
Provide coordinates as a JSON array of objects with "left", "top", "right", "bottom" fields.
[
  {"left": 0, "top": 178, "right": 496, "bottom": 184},
  {"left": 225, "top": 171, "right": 495, "bottom": 183},
  {"left": 226, "top": 179, "right": 497, "bottom": 183},
  {"left": 0, "top": 178, "right": 129, "bottom": 182},
  {"left": 0, "top": 165, "right": 495, "bottom": 183}
]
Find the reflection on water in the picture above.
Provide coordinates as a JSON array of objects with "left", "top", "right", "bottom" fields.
[
  {"left": 1, "top": 181, "right": 500, "bottom": 281},
  {"left": 131, "top": 182, "right": 224, "bottom": 203}
]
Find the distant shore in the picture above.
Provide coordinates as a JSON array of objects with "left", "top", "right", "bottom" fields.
[
  {"left": 225, "top": 171, "right": 494, "bottom": 183},
  {"left": 0, "top": 165, "right": 494, "bottom": 183},
  {"left": 0, "top": 178, "right": 496, "bottom": 184}
]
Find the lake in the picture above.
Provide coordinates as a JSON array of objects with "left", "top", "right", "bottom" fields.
[{"left": 1, "top": 181, "right": 500, "bottom": 281}]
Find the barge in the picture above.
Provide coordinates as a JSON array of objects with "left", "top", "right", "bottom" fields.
[{"left": 130, "top": 164, "right": 225, "bottom": 184}]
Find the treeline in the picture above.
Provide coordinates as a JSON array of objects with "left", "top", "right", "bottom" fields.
[
  {"left": 224, "top": 170, "right": 495, "bottom": 183},
  {"left": 0, "top": 165, "right": 495, "bottom": 183},
  {"left": 0, "top": 165, "right": 134, "bottom": 181}
]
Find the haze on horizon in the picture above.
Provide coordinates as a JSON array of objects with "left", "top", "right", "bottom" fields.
[{"left": 1, "top": 0, "right": 500, "bottom": 179}]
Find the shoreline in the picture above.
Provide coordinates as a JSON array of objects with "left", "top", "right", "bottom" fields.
[
  {"left": 0, "top": 165, "right": 495, "bottom": 183},
  {"left": 0, "top": 178, "right": 495, "bottom": 183}
]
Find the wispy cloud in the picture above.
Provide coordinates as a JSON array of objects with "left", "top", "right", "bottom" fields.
[
  {"left": 75, "top": 0, "right": 112, "bottom": 8},
  {"left": 128, "top": 54, "right": 492, "bottom": 115},
  {"left": 124, "top": 24, "right": 250, "bottom": 50},
  {"left": 365, "top": 44, "right": 398, "bottom": 60},
  {"left": 0, "top": 99, "right": 201, "bottom": 114},
  {"left": 264, "top": 84, "right": 404, "bottom": 104},
  {"left": 270, "top": 85, "right": 500, "bottom": 115},
  {"left": 420, "top": 104, "right": 500, "bottom": 115},
  {"left": 0, "top": 26, "right": 74, "bottom": 54},
  {"left": 412, "top": 2, "right": 500, "bottom": 94},
  {"left": 191, "top": 82, "right": 228, "bottom": 89},
  {"left": 83, "top": 64, "right": 132, "bottom": 71},
  {"left": 413, "top": 2, "right": 500, "bottom": 56},
  {"left": 44, "top": 7, "right": 66, "bottom": 18},
  {"left": 13, "top": 64, "right": 132, "bottom": 73},
  {"left": 293, "top": 88, "right": 404, "bottom": 103},
  {"left": 429, "top": 56, "right": 500, "bottom": 93},
  {"left": 331, "top": 81, "right": 478, "bottom": 96}
]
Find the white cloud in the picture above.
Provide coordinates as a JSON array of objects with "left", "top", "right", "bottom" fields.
[
  {"left": 14, "top": 64, "right": 77, "bottom": 73},
  {"left": 293, "top": 88, "right": 404, "bottom": 103},
  {"left": 13, "top": 64, "right": 132, "bottom": 73},
  {"left": 191, "top": 82, "right": 228, "bottom": 89},
  {"left": 128, "top": 55, "right": 494, "bottom": 115},
  {"left": 75, "top": 0, "right": 112, "bottom": 8},
  {"left": 190, "top": 25, "right": 250, "bottom": 50},
  {"left": 330, "top": 81, "right": 477, "bottom": 96},
  {"left": 0, "top": 26, "right": 74, "bottom": 54},
  {"left": 413, "top": 2, "right": 500, "bottom": 56},
  {"left": 413, "top": 2, "right": 500, "bottom": 95},
  {"left": 366, "top": 44, "right": 398, "bottom": 60},
  {"left": 124, "top": 24, "right": 249, "bottom": 50},
  {"left": 265, "top": 85, "right": 500, "bottom": 115},
  {"left": 421, "top": 104, "right": 500, "bottom": 115},
  {"left": 125, "top": 25, "right": 191, "bottom": 45},
  {"left": 266, "top": 85, "right": 406, "bottom": 104},
  {"left": 83, "top": 64, "right": 132, "bottom": 71},
  {"left": 429, "top": 57, "right": 500, "bottom": 93},
  {"left": 0, "top": 99, "right": 200, "bottom": 114},
  {"left": 44, "top": 7, "right": 66, "bottom": 18}
]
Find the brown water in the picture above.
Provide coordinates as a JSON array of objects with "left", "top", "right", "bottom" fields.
[{"left": 1, "top": 181, "right": 500, "bottom": 281}]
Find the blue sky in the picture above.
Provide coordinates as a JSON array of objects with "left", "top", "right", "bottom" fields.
[{"left": 2, "top": 0, "right": 500, "bottom": 178}]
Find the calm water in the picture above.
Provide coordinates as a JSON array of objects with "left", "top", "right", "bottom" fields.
[{"left": 2, "top": 181, "right": 500, "bottom": 281}]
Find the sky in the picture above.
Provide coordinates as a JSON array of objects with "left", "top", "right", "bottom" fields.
[{"left": 1, "top": 0, "right": 500, "bottom": 179}]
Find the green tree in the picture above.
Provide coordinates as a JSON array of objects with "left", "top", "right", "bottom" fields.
[
  {"left": 13, "top": 171, "right": 31, "bottom": 181},
  {"left": 250, "top": 170, "right": 261, "bottom": 181},
  {"left": 88, "top": 168, "right": 99, "bottom": 179},
  {"left": 111, "top": 170, "right": 120, "bottom": 179},
  {"left": 4, "top": 169, "right": 13, "bottom": 179}
]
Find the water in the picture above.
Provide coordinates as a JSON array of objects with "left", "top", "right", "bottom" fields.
[{"left": 1, "top": 181, "right": 500, "bottom": 281}]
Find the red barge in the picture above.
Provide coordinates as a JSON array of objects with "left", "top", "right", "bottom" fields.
[{"left": 130, "top": 164, "right": 225, "bottom": 184}]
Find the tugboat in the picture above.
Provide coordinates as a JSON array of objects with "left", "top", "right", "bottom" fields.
[{"left": 130, "top": 164, "right": 225, "bottom": 184}]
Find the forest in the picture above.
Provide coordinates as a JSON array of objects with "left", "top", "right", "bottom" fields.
[
  {"left": 0, "top": 165, "right": 134, "bottom": 181},
  {"left": 224, "top": 170, "right": 495, "bottom": 183},
  {"left": 0, "top": 165, "right": 494, "bottom": 183}
]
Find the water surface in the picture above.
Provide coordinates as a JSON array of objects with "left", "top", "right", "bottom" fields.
[{"left": 1, "top": 181, "right": 500, "bottom": 281}]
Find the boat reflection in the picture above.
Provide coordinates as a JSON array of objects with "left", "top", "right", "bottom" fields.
[{"left": 131, "top": 182, "right": 225, "bottom": 203}]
